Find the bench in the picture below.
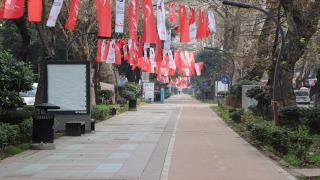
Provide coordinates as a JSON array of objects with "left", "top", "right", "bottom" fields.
[{"left": 66, "top": 121, "right": 85, "bottom": 136}]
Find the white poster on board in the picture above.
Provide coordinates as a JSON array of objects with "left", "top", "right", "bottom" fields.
[{"left": 143, "top": 83, "right": 154, "bottom": 102}]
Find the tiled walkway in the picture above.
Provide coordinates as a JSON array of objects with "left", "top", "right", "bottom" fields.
[{"left": 0, "top": 94, "right": 297, "bottom": 180}]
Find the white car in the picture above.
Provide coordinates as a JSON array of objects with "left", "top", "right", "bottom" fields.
[
  {"left": 294, "top": 89, "right": 310, "bottom": 105},
  {"left": 19, "top": 83, "right": 38, "bottom": 105}
]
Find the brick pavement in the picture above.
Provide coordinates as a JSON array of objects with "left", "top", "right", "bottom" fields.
[{"left": 0, "top": 94, "right": 297, "bottom": 180}]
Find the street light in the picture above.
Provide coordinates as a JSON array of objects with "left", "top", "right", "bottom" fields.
[{"left": 222, "top": 0, "right": 285, "bottom": 126}]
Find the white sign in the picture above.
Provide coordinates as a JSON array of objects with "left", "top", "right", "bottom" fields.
[
  {"left": 144, "top": 83, "right": 154, "bottom": 102},
  {"left": 115, "top": 0, "right": 125, "bottom": 33}
]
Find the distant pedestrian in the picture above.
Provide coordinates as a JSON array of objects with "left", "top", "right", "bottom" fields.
[{"left": 179, "top": 91, "right": 181, "bottom": 95}]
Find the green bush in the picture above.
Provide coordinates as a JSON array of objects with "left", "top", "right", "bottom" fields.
[
  {"left": 278, "top": 106, "right": 302, "bottom": 131},
  {"left": 268, "top": 126, "right": 290, "bottom": 154},
  {"left": 117, "top": 97, "right": 127, "bottom": 107},
  {"left": 0, "top": 123, "right": 19, "bottom": 145},
  {"left": 96, "top": 89, "right": 115, "bottom": 104},
  {"left": 19, "top": 118, "right": 33, "bottom": 143},
  {"left": 91, "top": 105, "right": 110, "bottom": 120},
  {"left": 0, "top": 110, "right": 32, "bottom": 124},
  {"left": 120, "top": 82, "right": 141, "bottom": 100},
  {"left": 0, "top": 48, "right": 34, "bottom": 110},
  {"left": 248, "top": 105, "right": 256, "bottom": 112},
  {"left": 248, "top": 121, "right": 271, "bottom": 143},
  {"left": 228, "top": 108, "right": 244, "bottom": 123}
]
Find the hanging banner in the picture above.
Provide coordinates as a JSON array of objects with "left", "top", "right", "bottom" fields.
[
  {"left": 96, "top": 39, "right": 109, "bottom": 62},
  {"left": 157, "top": 0, "right": 167, "bottom": 40},
  {"left": 95, "top": 0, "right": 112, "bottom": 37},
  {"left": 143, "top": 0, "right": 157, "bottom": 43},
  {"left": 115, "top": 0, "right": 125, "bottom": 33},
  {"left": 168, "top": 2, "right": 176, "bottom": 22},
  {"left": 179, "top": 5, "right": 190, "bottom": 43},
  {"left": 28, "top": 0, "right": 42, "bottom": 22},
  {"left": 65, "top": 0, "right": 81, "bottom": 29},
  {"left": 203, "top": 14, "right": 210, "bottom": 38},
  {"left": 149, "top": 48, "right": 157, "bottom": 73},
  {"left": 208, "top": 11, "right": 216, "bottom": 33},
  {"left": 106, "top": 40, "right": 116, "bottom": 64},
  {"left": 128, "top": 0, "right": 139, "bottom": 40},
  {"left": 115, "top": 42, "right": 122, "bottom": 64},
  {"left": 0, "top": 0, "right": 25, "bottom": 19},
  {"left": 196, "top": 9, "right": 205, "bottom": 39},
  {"left": 47, "top": 0, "right": 64, "bottom": 27},
  {"left": 163, "top": 29, "right": 171, "bottom": 51},
  {"left": 188, "top": 7, "right": 197, "bottom": 44},
  {"left": 168, "top": 50, "right": 176, "bottom": 69}
]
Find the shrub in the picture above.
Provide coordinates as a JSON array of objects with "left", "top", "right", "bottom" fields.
[
  {"left": 0, "top": 123, "right": 19, "bottom": 145},
  {"left": 19, "top": 118, "right": 33, "bottom": 143},
  {"left": 268, "top": 126, "right": 290, "bottom": 154},
  {"left": 91, "top": 105, "right": 110, "bottom": 120},
  {"left": 289, "top": 132, "right": 313, "bottom": 160},
  {"left": 248, "top": 105, "right": 256, "bottom": 112},
  {"left": 120, "top": 82, "right": 141, "bottom": 100},
  {"left": 278, "top": 106, "right": 302, "bottom": 131},
  {"left": 96, "top": 89, "right": 115, "bottom": 104},
  {"left": 0, "top": 48, "right": 34, "bottom": 110},
  {"left": 248, "top": 121, "right": 271, "bottom": 143},
  {"left": 0, "top": 109, "right": 32, "bottom": 124},
  {"left": 117, "top": 97, "right": 127, "bottom": 107},
  {"left": 228, "top": 108, "right": 244, "bottom": 123}
]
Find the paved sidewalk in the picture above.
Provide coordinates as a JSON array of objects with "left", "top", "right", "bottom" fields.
[{"left": 0, "top": 94, "right": 296, "bottom": 180}]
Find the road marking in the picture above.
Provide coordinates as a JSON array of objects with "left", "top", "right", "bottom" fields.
[
  {"left": 216, "top": 161, "right": 222, "bottom": 164},
  {"left": 212, "top": 151, "right": 216, "bottom": 154},
  {"left": 160, "top": 106, "right": 182, "bottom": 180},
  {"left": 220, "top": 167, "right": 226, "bottom": 170}
]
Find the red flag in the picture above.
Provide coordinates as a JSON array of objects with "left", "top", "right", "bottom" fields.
[
  {"left": 128, "top": 40, "right": 137, "bottom": 64},
  {"left": 168, "top": 2, "right": 176, "bottom": 22},
  {"left": 65, "top": 0, "right": 81, "bottom": 30},
  {"left": 96, "top": 39, "right": 110, "bottom": 62},
  {"left": 95, "top": 0, "right": 112, "bottom": 37},
  {"left": 0, "top": 0, "right": 25, "bottom": 19},
  {"left": 143, "top": 0, "right": 157, "bottom": 43},
  {"left": 155, "top": 35, "right": 162, "bottom": 62},
  {"left": 203, "top": 14, "right": 210, "bottom": 38},
  {"left": 196, "top": 9, "right": 205, "bottom": 39},
  {"left": 115, "top": 43, "right": 122, "bottom": 65},
  {"left": 128, "top": 0, "right": 140, "bottom": 40},
  {"left": 189, "top": 7, "right": 196, "bottom": 25},
  {"left": 174, "top": 26, "right": 180, "bottom": 33},
  {"left": 96, "top": 40, "right": 103, "bottom": 62},
  {"left": 179, "top": 5, "right": 190, "bottom": 42},
  {"left": 28, "top": 0, "right": 42, "bottom": 22},
  {"left": 123, "top": 45, "right": 128, "bottom": 60},
  {"left": 174, "top": 50, "right": 182, "bottom": 69}
]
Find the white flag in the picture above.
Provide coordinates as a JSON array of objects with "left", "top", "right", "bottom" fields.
[
  {"left": 106, "top": 40, "right": 115, "bottom": 64},
  {"left": 46, "top": 0, "right": 64, "bottom": 27},
  {"left": 208, "top": 11, "right": 216, "bottom": 33},
  {"left": 168, "top": 50, "right": 176, "bottom": 69},
  {"left": 150, "top": 48, "right": 156, "bottom": 68},
  {"left": 115, "top": 0, "right": 125, "bottom": 33},
  {"left": 195, "top": 63, "right": 201, "bottom": 76},
  {"left": 163, "top": 29, "right": 171, "bottom": 50},
  {"left": 157, "top": 0, "right": 167, "bottom": 40},
  {"left": 188, "top": 23, "right": 197, "bottom": 44}
]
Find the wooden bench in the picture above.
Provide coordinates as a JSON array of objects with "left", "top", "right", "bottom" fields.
[{"left": 66, "top": 121, "right": 85, "bottom": 136}]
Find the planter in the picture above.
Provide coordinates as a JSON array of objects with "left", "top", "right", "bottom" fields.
[{"left": 128, "top": 99, "right": 137, "bottom": 111}]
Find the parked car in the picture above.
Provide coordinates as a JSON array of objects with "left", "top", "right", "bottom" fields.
[
  {"left": 19, "top": 83, "right": 38, "bottom": 105},
  {"left": 294, "top": 87, "right": 310, "bottom": 105}
]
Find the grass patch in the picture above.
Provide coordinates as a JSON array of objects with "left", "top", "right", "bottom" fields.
[
  {"left": 283, "top": 154, "right": 301, "bottom": 167},
  {"left": 0, "top": 144, "right": 30, "bottom": 159}
]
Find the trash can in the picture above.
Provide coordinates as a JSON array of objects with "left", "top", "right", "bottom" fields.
[{"left": 32, "top": 103, "right": 60, "bottom": 144}]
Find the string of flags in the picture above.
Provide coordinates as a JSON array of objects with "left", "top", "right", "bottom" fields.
[{"left": 0, "top": 0, "right": 214, "bottom": 79}]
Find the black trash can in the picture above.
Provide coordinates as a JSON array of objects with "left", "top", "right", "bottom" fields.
[{"left": 32, "top": 103, "right": 60, "bottom": 144}]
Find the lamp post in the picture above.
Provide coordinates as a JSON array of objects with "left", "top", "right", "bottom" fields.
[{"left": 222, "top": 1, "right": 285, "bottom": 126}]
